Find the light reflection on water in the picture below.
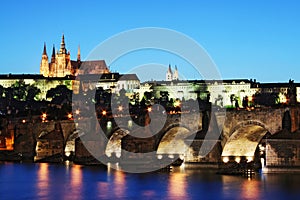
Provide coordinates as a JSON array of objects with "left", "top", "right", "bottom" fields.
[
  {"left": 1, "top": 162, "right": 300, "bottom": 200},
  {"left": 113, "top": 170, "right": 126, "bottom": 199},
  {"left": 222, "top": 174, "right": 262, "bottom": 200},
  {"left": 36, "top": 163, "right": 49, "bottom": 199},
  {"left": 68, "top": 164, "right": 83, "bottom": 200},
  {"left": 168, "top": 172, "right": 187, "bottom": 199}
]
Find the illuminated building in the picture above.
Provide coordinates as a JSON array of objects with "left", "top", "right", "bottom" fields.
[
  {"left": 40, "top": 34, "right": 110, "bottom": 77},
  {"left": 139, "top": 78, "right": 300, "bottom": 108}
]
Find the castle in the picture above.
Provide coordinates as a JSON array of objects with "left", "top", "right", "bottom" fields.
[{"left": 40, "top": 34, "right": 110, "bottom": 77}]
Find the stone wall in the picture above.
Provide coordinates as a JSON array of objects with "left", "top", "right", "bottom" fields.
[
  {"left": 185, "top": 139, "right": 222, "bottom": 164},
  {"left": 290, "top": 107, "right": 300, "bottom": 132},
  {"left": 266, "top": 139, "right": 300, "bottom": 167}
]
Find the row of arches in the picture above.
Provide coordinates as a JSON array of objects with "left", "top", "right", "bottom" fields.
[{"left": 35, "top": 110, "right": 292, "bottom": 166}]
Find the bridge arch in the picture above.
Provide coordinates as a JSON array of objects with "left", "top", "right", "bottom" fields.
[
  {"left": 221, "top": 120, "right": 270, "bottom": 162},
  {"left": 156, "top": 124, "right": 193, "bottom": 158},
  {"left": 105, "top": 128, "right": 130, "bottom": 159},
  {"left": 64, "top": 129, "right": 85, "bottom": 157}
]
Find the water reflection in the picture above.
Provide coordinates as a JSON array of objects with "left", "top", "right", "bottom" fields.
[
  {"left": 168, "top": 170, "right": 188, "bottom": 199},
  {"left": 97, "top": 181, "right": 109, "bottom": 199},
  {"left": 240, "top": 179, "right": 260, "bottom": 199},
  {"left": 113, "top": 170, "right": 126, "bottom": 198},
  {"left": 222, "top": 174, "right": 262, "bottom": 200},
  {"left": 36, "top": 163, "right": 49, "bottom": 199},
  {"left": 1, "top": 163, "right": 300, "bottom": 200},
  {"left": 69, "top": 164, "right": 83, "bottom": 200}
]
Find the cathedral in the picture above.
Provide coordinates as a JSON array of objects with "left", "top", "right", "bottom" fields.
[
  {"left": 166, "top": 64, "right": 179, "bottom": 81},
  {"left": 40, "top": 34, "right": 110, "bottom": 77}
]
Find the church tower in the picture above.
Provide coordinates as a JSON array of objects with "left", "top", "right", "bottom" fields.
[
  {"left": 49, "top": 45, "right": 56, "bottom": 77},
  {"left": 166, "top": 64, "right": 173, "bottom": 81},
  {"left": 54, "top": 34, "right": 72, "bottom": 77},
  {"left": 40, "top": 43, "right": 49, "bottom": 77},
  {"left": 51, "top": 45, "right": 55, "bottom": 63},
  {"left": 40, "top": 34, "right": 75, "bottom": 77},
  {"left": 77, "top": 45, "right": 81, "bottom": 62},
  {"left": 173, "top": 65, "right": 179, "bottom": 80},
  {"left": 59, "top": 34, "right": 66, "bottom": 54}
]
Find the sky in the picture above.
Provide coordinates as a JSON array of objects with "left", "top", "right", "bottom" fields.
[{"left": 0, "top": 0, "right": 299, "bottom": 82}]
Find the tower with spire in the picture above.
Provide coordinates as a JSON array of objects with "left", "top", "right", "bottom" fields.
[
  {"left": 173, "top": 65, "right": 179, "bottom": 80},
  {"left": 77, "top": 45, "right": 81, "bottom": 62},
  {"left": 166, "top": 64, "right": 173, "bottom": 81},
  {"left": 40, "top": 43, "right": 49, "bottom": 76},
  {"left": 166, "top": 64, "right": 179, "bottom": 81},
  {"left": 40, "top": 34, "right": 72, "bottom": 77},
  {"left": 51, "top": 45, "right": 55, "bottom": 63}
]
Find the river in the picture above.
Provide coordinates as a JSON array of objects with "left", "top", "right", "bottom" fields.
[{"left": 0, "top": 162, "right": 300, "bottom": 200}]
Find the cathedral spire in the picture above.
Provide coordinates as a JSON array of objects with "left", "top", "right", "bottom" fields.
[
  {"left": 41, "top": 42, "right": 49, "bottom": 77},
  {"left": 51, "top": 45, "right": 55, "bottom": 63},
  {"left": 59, "top": 34, "right": 66, "bottom": 54},
  {"left": 166, "top": 64, "right": 173, "bottom": 81},
  {"left": 42, "top": 42, "right": 47, "bottom": 55},
  {"left": 52, "top": 45, "right": 55, "bottom": 57},
  {"left": 168, "top": 64, "right": 172, "bottom": 73},
  {"left": 173, "top": 65, "right": 179, "bottom": 80},
  {"left": 77, "top": 45, "right": 81, "bottom": 62}
]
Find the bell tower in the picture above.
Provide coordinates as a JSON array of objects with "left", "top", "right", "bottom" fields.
[
  {"left": 173, "top": 65, "right": 179, "bottom": 80},
  {"left": 77, "top": 45, "right": 81, "bottom": 62},
  {"left": 166, "top": 64, "right": 173, "bottom": 81},
  {"left": 40, "top": 43, "right": 49, "bottom": 77},
  {"left": 55, "top": 34, "right": 72, "bottom": 77}
]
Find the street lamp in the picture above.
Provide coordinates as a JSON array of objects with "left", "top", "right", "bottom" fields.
[
  {"left": 41, "top": 113, "right": 47, "bottom": 122},
  {"left": 147, "top": 107, "right": 152, "bottom": 112},
  {"left": 223, "top": 156, "right": 229, "bottom": 163},
  {"left": 67, "top": 113, "right": 73, "bottom": 120},
  {"left": 75, "top": 109, "right": 80, "bottom": 115},
  {"left": 118, "top": 105, "right": 123, "bottom": 112}
]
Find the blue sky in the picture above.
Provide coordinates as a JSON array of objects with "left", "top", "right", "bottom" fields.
[{"left": 0, "top": 0, "right": 299, "bottom": 82}]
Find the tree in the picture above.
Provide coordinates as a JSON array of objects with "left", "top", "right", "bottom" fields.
[
  {"left": 46, "top": 85, "right": 72, "bottom": 101},
  {"left": 242, "top": 96, "right": 248, "bottom": 108},
  {"left": 12, "top": 80, "right": 27, "bottom": 101},
  {"left": 0, "top": 85, "right": 4, "bottom": 99},
  {"left": 46, "top": 85, "right": 72, "bottom": 108},
  {"left": 253, "top": 92, "right": 279, "bottom": 107},
  {"left": 27, "top": 85, "right": 41, "bottom": 101}
]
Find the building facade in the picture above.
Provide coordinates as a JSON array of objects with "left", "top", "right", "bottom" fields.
[{"left": 137, "top": 79, "right": 300, "bottom": 108}]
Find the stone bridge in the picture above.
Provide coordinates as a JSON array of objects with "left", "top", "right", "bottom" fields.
[
  {"left": 7, "top": 106, "right": 300, "bottom": 166},
  {"left": 102, "top": 107, "right": 299, "bottom": 164}
]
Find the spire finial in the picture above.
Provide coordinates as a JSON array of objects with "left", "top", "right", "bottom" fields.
[
  {"left": 168, "top": 64, "right": 172, "bottom": 73},
  {"left": 77, "top": 45, "right": 81, "bottom": 62},
  {"left": 59, "top": 34, "right": 66, "bottom": 54},
  {"left": 52, "top": 44, "right": 55, "bottom": 57},
  {"left": 51, "top": 44, "right": 55, "bottom": 63},
  {"left": 43, "top": 42, "right": 47, "bottom": 55}
]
